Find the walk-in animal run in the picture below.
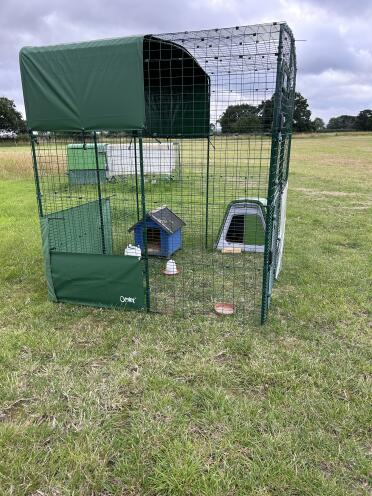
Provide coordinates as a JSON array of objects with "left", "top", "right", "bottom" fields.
[{"left": 20, "top": 23, "right": 296, "bottom": 323}]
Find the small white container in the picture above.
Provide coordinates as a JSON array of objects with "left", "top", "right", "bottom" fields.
[
  {"left": 163, "top": 259, "right": 179, "bottom": 275},
  {"left": 124, "top": 244, "right": 141, "bottom": 259}
]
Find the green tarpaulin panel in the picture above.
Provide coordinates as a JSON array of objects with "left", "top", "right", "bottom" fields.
[
  {"left": 50, "top": 253, "right": 145, "bottom": 309},
  {"left": 144, "top": 38, "right": 210, "bottom": 137},
  {"left": 20, "top": 37, "right": 145, "bottom": 131},
  {"left": 20, "top": 36, "right": 210, "bottom": 137},
  {"left": 46, "top": 199, "right": 113, "bottom": 255}
]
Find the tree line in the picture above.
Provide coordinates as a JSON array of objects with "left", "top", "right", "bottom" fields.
[
  {"left": 326, "top": 111, "right": 372, "bottom": 131},
  {"left": 218, "top": 93, "right": 372, "bottom": 133},
  {"left": 1, "top": 94, "right": 372, "bottom": 135},
  {"left": 219, "top": 93, "right": 313, "bottom": 133}
]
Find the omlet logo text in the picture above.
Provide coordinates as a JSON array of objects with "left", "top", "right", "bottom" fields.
[{"left": 120, "top": 296, "right": 136, "bottom": 304}]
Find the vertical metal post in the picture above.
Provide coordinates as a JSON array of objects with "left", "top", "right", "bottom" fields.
[
  {"left": 205, "top": 136, "right": 211, "bottom": 249},
  {"left": 261, "top": 24, "right": 284, "bottom": 324},
  {"left": 284, "top": 36, "right": 297, "bottom": 184},
  {"left": 93, "top": 131, "right": 106, "bottom": 255},
  {"left": 133, "top": 133, "right": 140, "bottom": 221},
  {"left": 138, "top": 132, "right": 150, "bottom": 311},
  {"left": 30, "top": 131, "right": 43, "bottom": 218},
  {"left": 204, "top": 78, "right": 211, "bottom": 250}
]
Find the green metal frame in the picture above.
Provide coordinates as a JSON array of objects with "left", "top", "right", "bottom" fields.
[
  {"left": 138, "top": 132, "right": 151, "bottom": 311},
  {"left": 261, "top": 24, "right": 296, "bottom": 324},
  {"left": 24, "top": 24, "right": 296, "bottom": 323},
  {"left": 205, "top": 137, "right": 211, "bottom": 249},
  {"left": 30, "top": 132, "right": 43, "bottom": 218},
  {"left": 93, "top": 132, "right": 107, "bottom": 255}
]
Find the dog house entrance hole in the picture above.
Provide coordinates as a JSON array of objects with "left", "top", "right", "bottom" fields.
[
  {"left": 226, "top": 215, "right": 245, "bottom": 243},
  {"left": 147, "top": 227, "right": 161, "bottom": 254}
]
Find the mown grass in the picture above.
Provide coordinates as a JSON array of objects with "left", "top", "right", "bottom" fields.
[{"left": 0, "top": 133, "right": 371, "bottom": 495}]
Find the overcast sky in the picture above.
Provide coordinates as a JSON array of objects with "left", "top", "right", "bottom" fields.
[{"left": 1, "top": 0, "right": 372, "bottom": 123}]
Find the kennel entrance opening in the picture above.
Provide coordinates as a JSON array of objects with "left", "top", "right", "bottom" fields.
[{"left": 147, "top": 228, "right": 161, "bottom": 255}]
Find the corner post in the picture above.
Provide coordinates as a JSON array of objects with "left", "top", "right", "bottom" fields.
[
  {"left": 138, "top": 132, "right": 150, "bottom": 311},
  {"left": 133, "top": 132, "right": 140, "bottom": 221},
  {"left": 205, "top": 136, "right": 211, "bottom": 249},
  {"left": 261, "top": 24, "right": 284, "bottom": 324},
  {"left": 93, "top": 131, "right": 106, "bottom": 254},
  {"left": 30, "top": 131, "right": 43, "bottom": 218}
]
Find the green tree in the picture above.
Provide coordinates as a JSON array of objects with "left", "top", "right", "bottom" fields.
[
  {"left": 220, "top": 92, "right": 313, "bottom": 134},
  {"left": 327, "top": 115, "right": 356, "bottom": 130},
  {"left": 355, "top": 109, "right": 372, "bottom": 131},
  {"left": 292, "top": 92, "right": 312, "bottom": 132},
  {"left": 312, "top": 117, "right": 325, "bottom": 131},
  {"left": 219, "top": 104, "right": 261, "bottom": 133},
  {"left": 0, "top": 97, "right": 26, "bottom": 132},
  {"left": 257, "top": 92, "right": 313, "bottom": 132},
  {"left": 258, "top": 96, "right": 274, "bottom": 132}
]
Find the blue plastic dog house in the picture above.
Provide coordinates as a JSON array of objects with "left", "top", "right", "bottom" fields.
[{"left": 129, "top": 206, "right": 185, "bottom": 257}]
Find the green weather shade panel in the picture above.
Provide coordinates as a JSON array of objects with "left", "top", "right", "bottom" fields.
[
  {"left": 143, "top": 38, "right": 210, "bottom": 137},
  {"left": 40, "top": 200, "right": 113, "bottom": 300},
  {"left": 46, "top": 199, "right": 113, "bottom": 255},
  {"left": 50, "top": 253, "right": 145, "bottom": 309},
  {"left": 19, "top": 36, "right": 210, "bottom": 136},
  {"left": 20, "top": 37, "right": 145, "bottom": 131}
]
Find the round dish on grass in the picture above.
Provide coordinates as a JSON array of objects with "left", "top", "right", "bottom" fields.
[
  {"left": 214, "top": 302, "right": 235, "bottom": 315},
  {"left": 163, "top": 259, "right": 180, "bottom": 276},
  {"left": 163, "top": 267, "right": 181, "bottom": 276}
]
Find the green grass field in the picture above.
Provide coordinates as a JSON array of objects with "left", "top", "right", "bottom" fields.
[{"left": 0, "top": 133, "right": 371, "bottom": 495}]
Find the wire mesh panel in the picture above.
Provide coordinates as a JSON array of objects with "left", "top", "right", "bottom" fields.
[
  {"left": 144, "top": 24, "right": 296, "bottom": 320},
  {"left": 260, "top": 24, "right": 297, "bottom": 322},
  {"left": 26, "top": 23, "right": 296, "bottom": 322}
]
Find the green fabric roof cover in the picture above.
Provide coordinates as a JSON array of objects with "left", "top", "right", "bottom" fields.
[
  {"left": 144, "top": 37, "right": 210, "bottom": 137},
  {"left": 20, "top": 35, "right": 210, "bottom": 136},
  {"left": 20, "top": 37, "right": 145, "bottom": 131}
]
